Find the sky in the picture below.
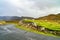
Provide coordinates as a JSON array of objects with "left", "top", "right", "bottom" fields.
[{"left": 0, "top": 0, "right": 60, "bottom": 18}]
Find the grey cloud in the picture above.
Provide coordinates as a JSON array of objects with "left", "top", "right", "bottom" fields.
[
  {"left": 30, "top": 0, "right": 60, "bottom": 10},
  {"left": 0, "top": 0, "right": 60, "bottom": 18}
]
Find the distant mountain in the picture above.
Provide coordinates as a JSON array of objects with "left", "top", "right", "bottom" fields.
[
  {"left": 0, "top": 16, "right": 34, "bottom": 21},
  {"left": 1, "top": 13, "right": 60, "bottom": 21},
  {"left": 36, "top": 13, "right": 60, "bottom": 21},
  {"left": 0, "top": 16, "right": 20, "bottom": 21},
  {"left": 21, "top": 16, "right": 34, "bottom": 19}
]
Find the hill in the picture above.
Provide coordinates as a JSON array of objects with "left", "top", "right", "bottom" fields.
[
  {"left": 0, "top": 16, "right": 34, "bottom": 21},
  {"left": 17, "top": 13, "right": 60, "bottom": 37},
  {"left": 36, "top": 13, "right": 60, "bottom": 22}
]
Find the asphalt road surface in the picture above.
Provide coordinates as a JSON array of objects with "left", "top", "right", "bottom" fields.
[{"left": 0, "top": 24, "right": 60, "bottom": 40}]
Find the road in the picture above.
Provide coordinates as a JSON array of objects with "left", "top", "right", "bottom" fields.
[{"left": 0, "top": 24, "right": 60, "bottom": 40}]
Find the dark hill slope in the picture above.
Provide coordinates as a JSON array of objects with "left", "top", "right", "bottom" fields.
[{"left": 36, "top": 13, "right": 60, "bottom": 22}]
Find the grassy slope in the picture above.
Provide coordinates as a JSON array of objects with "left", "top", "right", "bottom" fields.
[
  {"left": 24, "top": 19, "right": 60, "bottom": 31},
  {"left": 15, "top": 24, "right": 59, "bottom": 38},
  {"left": 5, "top": 20, "right": 60, "bottom": 38},
  {"left": 14, "top": 19, "right": 60, "bottom": 38}
]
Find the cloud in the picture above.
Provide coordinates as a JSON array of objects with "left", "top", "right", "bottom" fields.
[{"left": 0, "top": 0, "right": 60, "bottom": 18}]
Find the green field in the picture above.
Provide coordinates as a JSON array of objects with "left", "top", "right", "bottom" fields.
[{"left": 24, "top": 19, "right": 60, "bottom": 31}]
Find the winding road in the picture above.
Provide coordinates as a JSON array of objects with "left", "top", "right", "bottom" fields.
[{"left": 0, "top": 24, "right": 60, "bottom": 40}]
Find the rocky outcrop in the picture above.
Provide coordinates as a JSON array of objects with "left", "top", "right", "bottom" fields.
[{"left": 19, "top": 20, "right": 60, "bottom": 36}]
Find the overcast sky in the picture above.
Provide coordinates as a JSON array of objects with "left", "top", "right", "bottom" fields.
[{"left": 0, "top": 0, "right": 60, "bottom": 18}]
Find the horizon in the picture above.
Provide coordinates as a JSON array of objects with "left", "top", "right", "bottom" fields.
[
  {"left": 0, "top": 0, "right": 60, "bottom": 18},
  {"left": 0, "top": 13, "right": 59, "bottom": 18},
  {"left": 0, "top": 13, "right": 60, "bottom": 18}
]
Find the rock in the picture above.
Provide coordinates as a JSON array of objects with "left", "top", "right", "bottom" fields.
[{"left": 41, "top": 27, "right": 45, "bottom": 31}]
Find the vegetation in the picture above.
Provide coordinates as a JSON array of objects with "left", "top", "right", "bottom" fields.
[
  {"left": 24, "top": 19, "right": 60, "bottom": 31},
  {"left": 15, "top": 24, "right": 58, "bottom": 37},
  {"left": 0, "top": 13, "right": 60, "bottom": 38},
  {"left": 0, "top": 21, "right": 6, "bottom": 25}
]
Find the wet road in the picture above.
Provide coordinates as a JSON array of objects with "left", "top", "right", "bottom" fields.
[{"left": 0, "top": 24, "right": 60, "bottom": 40}]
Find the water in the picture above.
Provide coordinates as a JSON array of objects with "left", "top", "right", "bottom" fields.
[{"left": 0, "top": 24, "right": 60, "bottom": 40}]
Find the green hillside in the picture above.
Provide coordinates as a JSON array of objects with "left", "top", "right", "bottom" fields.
[{"left": 3, "top": 13, "right": 60, "bottom": 38}]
